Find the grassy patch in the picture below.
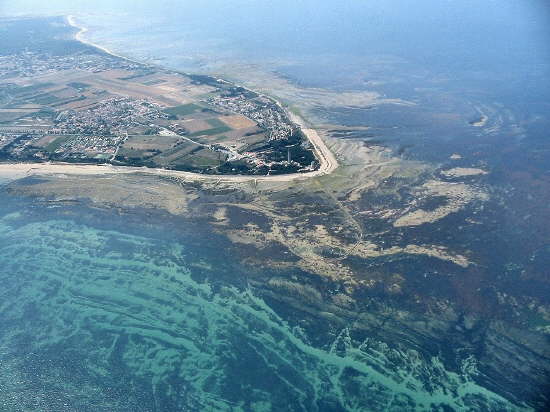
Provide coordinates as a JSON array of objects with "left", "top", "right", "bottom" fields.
[
  {"left": 122, "top": 135, "right": 179, "bottom": 152},
  {"left": 118, "top": 71, "right": 155, "bottom": 81},
  {"left": 172, "top": 148, "right": 222, "bottom": 168},
  {"left": 34, "top": 108, "right": 57, "bottom": 119},
  {"left": 188, "top": 126, "right": 231, "bottom": 137},
  {"left": 51, "top": 95, "right": 87, "bottom": 107},
  {"left": 205, "top": 117, "right": 229, "bottom": 128},
  {"left": 118, "top": 147, "right": 158, "bottom": 159},
  {"left": 142, "top": 79, "right": 166, "bottom": 86},
  {"left": 15, "top": 83, "right": 54, "bottom": 94},
  {"left": 45, "top": 135, "right": 75, "bottom": 152},
  {"left": 164, "top": 103, "right": 201, "bottom": 117},
  {"left": 31, "top": 93, "right": 63, "bottom": 105}
]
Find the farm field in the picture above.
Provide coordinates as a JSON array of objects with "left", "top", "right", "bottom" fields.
[
  {"left": 0, "top": 67, "right": 303, "bottom": 172},
  {"left": 0, "top": 17, "right": 318, "bottom": 174}
]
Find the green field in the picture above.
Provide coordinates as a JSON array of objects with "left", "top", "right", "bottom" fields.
[
  {"left": 118, "top": 147, "right": 158, "bottom": 159},
  {"left": 239, "top": 133, "right": 270, "bottom": 152},
  {"left": 188, "top": 125, "right": 231, "bottom": 137},
  {"left": 142, "top": 79, "right": 166, "bottom": 86},
  {"left": 119, "top": 135, "right": 180, "bottom": 159},
  {"left": 205, "top": 118, "right": 227, "bottom": 128},
  {"left": 45, "top": 135, "right": 75, "bottom": 152},
  {"left": 30, "top": 93, "right": 63, "bottom": 105},
  {"left": 164, "top": 103, "right": 201, "bottom": 117},
  {"left": 15, "top": 82, "right": 54, "bottom": 94},
  {"left": 170, "top": 147, "right": 223, "bottom": 168},
  {"left": 51, "top": 95, "right": 87, "bottom": 107},
  {"left": 118, "top": 71, "right": 155, "bottom": 81},
  {"left": 0, "top": 111, "right": 34, "bottom": 123}
]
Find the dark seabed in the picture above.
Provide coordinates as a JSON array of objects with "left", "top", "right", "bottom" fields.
[
  {"left": 0, "top": 192, "right": 525, "bottom": 411},
  {"left": 1, "top": 0, "right": 549, "bottom": 410}
]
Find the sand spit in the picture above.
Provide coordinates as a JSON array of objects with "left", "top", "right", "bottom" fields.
[
  {"left": 470, "top": 115, "right": 488, "bottom": 127},
  {"left": 441, "top": 167, "right": 488, "bottom": 178},
  {"left": 66, "top": 15, "right": 137, "bottom": 64}
]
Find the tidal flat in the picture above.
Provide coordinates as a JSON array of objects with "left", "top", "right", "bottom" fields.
[
  {"left": 0, "top": 182, "right": 533, "bottom": 411},
  {"left": 1, "top": 122, "right": 547, "bottom": 410},
  {"left": 1, "top": 6, "right": 549, "bottom": 410}
]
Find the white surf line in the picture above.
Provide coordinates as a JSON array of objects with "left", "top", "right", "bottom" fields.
[{"left": 66, "top": 15, "right": 143, "bottom": 65}]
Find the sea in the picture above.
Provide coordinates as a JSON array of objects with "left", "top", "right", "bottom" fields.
[
  {"left": 1, "top": 1, "right": 549, "bottom": 410},
  {"left": 0, "top": 191, "right": 527, "bottom": 411}
]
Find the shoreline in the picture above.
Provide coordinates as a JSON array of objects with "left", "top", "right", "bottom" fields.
[
  {"left": 0, "top": 153, "right": 332, "bottom": 182},
  {"left": 61, "top": 15, "right": 337, "bottom": 182},
  {"left": 66, "top": 15, "right": 141, "bottom": 65}
]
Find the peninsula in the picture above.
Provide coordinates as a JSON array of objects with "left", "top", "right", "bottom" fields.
[{"left": 0, "top": 16, "right": 337, "bottom": 180}]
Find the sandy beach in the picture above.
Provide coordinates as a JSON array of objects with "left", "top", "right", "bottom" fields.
[
  {"left": 5, "top": 16, "right": 339, "bottom": 184},
  {"left": 66, "top": 15, "right": 143, "bottom": 65},
  {"left": 0, "top": 128, "right": 336, "bottom": 182}
]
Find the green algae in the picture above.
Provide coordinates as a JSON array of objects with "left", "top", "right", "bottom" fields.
[{"left": 0, "top": 208, "right": 529, "bottom": 411}]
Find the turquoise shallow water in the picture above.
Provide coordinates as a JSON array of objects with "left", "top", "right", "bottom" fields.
[
  {"left": 0, "top": 2, "right": 548, "bottom": 408},
  {"left": 0, "top": 195, "right": 525, "bottom": 411}
]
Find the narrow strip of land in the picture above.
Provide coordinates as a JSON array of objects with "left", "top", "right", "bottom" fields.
[
  {"left": 0, "top": 125, "right": 337, "bottom": 182},
  {"left": 68, "top": 15, "right": 137, "bottom": 64}
]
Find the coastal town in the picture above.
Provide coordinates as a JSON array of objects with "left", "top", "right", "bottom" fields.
[
  {"left": 0, "top": 49, "right": 141, "bottom": 79},
  {"left": 0, "top": 17, "right": 319, "bottom": 175}
]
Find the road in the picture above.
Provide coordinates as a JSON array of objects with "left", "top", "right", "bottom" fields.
[
  {"left": 1, "top": 17, "right": 339, "bottom": 184},
  {"left": 0, "top": 124, "right": 338, "bottom": 183}
]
